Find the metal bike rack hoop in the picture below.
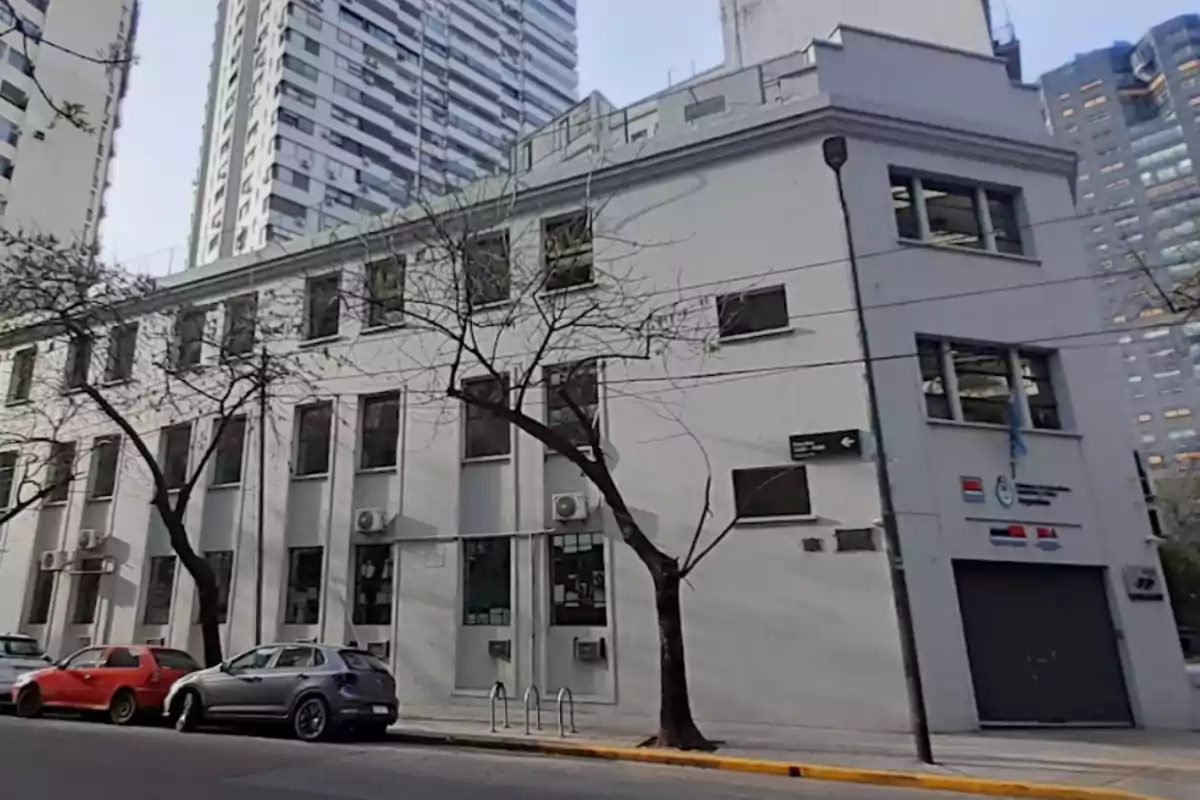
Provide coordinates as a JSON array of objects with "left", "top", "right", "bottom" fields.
[
  {"left": 556, "top": 686, "right": 576, "bottom": 737},
  {"left": 489, "top": 681, "right": 509, "bottom": 732},
  {"left": 523, "top": 685, "right": 542, "bottom": 734}
]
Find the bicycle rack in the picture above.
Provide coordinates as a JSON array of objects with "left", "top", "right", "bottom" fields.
[
  {"left": 556, "top": 687, "right": 576, "bottom": 737},
  {"left": 523, "top": 685, "right": 542, "bottom": 734},
  {"left": 489, "top": 681, "right": 509, "bottom": 732}
]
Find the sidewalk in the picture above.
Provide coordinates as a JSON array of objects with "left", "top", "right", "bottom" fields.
[{"left": 389, "top": 709, "right": 1200, "bottom": 800}]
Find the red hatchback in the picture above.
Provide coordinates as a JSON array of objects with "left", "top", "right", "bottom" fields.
[{"left": 11, "top": 644, "right": 200, "bottom": 725}]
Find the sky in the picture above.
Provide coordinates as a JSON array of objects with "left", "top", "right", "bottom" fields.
[{"left": 99, "top": 0, "right": 1200, "bottom": 273}]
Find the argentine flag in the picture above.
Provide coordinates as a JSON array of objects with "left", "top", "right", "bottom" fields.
[{"left": 1008, "top": 383, "right": 1027, "bottom": 477}]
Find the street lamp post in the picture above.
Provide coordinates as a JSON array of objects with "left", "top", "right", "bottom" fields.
[{"left": 822, "top": 136, "right": 935, "bottom": 765}]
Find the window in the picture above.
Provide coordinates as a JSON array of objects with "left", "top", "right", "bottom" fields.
[
  {"left": 161, "top": 423, "right": 192, "bottom": 490},
  {"left": 986, "top": 189, "right": 1023, "bottom": 255},
  {"left": 462, "top": 375, "right": 511, "bottom": 459},
  {"left": 174, "top": 308, "right": 207, "bottom": 370},
  {"left": 360, "top": 392, "right": 399, "bottom": 469},
  {"left": 104, "top": 324, "right": 137, "bottom": 383},
  {"left": 352, "top": 543, "right": 393, "bottom": 625},
  {"left": 0, "top": 80, "right": 28, "bottom": 111},
  {"left": 463, "top": 537, "right": 511, "bottom": 625},
  {"left": 543, "top": 210, "right": 593, "bottom": 291},
  {"left": 890, "top": 172, "right": 1024, "bottom": 256},
  {"left": 295, "top": 402, "right": 332, "bottom": 476},
  {"left": 305, "top": 272, "right": 341, "bottom": 339},
  {"left": 151, "top": 650, "right": 200, "bottom": 671},
  {"left": 47, "top": 441, "right": 76, "bottom": 503},
  {"left": 204, "top": 551, "right": 234, "bottom": 623},
  {"left": 1019, "top": 351, "right": 1061, "bottom": 429},
  {"left": 63, "top": 647, "right": 105, "bottom": 669},
  {"left": 275, "top": 645, "right": 320, "bottom": 668},
  {"left": 143, "top": 556, "right": 176, "bottom": 625},
  {"left": 26, "top": 569, "right": 54, "bottom": 624},
  {"left": 465, "top": 231, "right": 511, "bottom": 307},
  {"left": 715, "top": 285, "right": 789, "bottom": 339},
  {"left": 890, "top": 176, "right": 920, "bottom": 239},
  {"left": 917, "top": 339, "right": 952, "bottom": 419},
  {"left": 731, "top": 465, "right": 812, "bottom": 519},
  {"left": 212, "top": 417, "right": 246, "bottom": 486},
  {"left": 835, "top": 528, "right": 877, "bottom": 553},
  {"left": 228, "top": 645, "right": 280, "bottom": 671},
  {"left": 63, "top": 336, "right": 92, "bottom": 391},
  {"left": 6, "top": 347, "right": 35, "bottom": 403},
  {"left": 549, "top": 533, "right": 606, "bottom": 626},
  {"left": 71, "top": 559, "right": 104, "bottom": 624},
  {"left": 222, "top": 294, "right": 257, "bottom": 357},
  {"left": 88, "top": 435, "right": 120, "bottom": 500},
  {"left": 544, "top": 360, "right": 599, "bottom": 446},
  {"left": 0, "top": 450, "right": 14, "bottom": 509},
  {"left": 683, "top": 94, "right": 726, "bottom": 122},
  {"left": 364, "top": 257, "right": 404, "bottom": 328},
  {"left": 284, "top": 546, "right": 323, "bottom": 624},
  {"left": 1165, "top": 407, "right": 1193, "bottom": 419},
  {"left": 923, "top": 178, "right": 984, "bottom": 249},
  {"left": 951, "top": 343, "right": 1012, "bottom": 426}
]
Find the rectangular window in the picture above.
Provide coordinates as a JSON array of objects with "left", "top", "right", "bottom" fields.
[
  {"left": 174, "top": 308, "right": 207, "bottom": 370},
  {"left": 544, "top": 360, "right": 599, "bottom": 446},
  {"left": 0, "top": 450, "right": 15, "bottom": 508},
  {"left": 549, "top": 533, "right": 606, "bottom": 626},
  {"left": 462, "top": 375, "right": 511, "bottom": 459},
  {"left": 222, "top": 293, "right": 257, "bottom": 357},
  {"left": 143, "top": 556, "right": 176, "bottom": 625},
  {"left": 352, "top": 543, "right": 393, "bottom": 625},
  {"left": 364, "top": 257, "right": 405, "bottom": 328},
  {"left": 71, "top": 559, "right": 104, "bottom": 624},
  {"left": 6, "top": 347, "right": 35, "bottom": 403},
  {"left": 47, "top": 441, "right": 76, "bottom": 503},
  {"left": 295, "top": 402, "right": 332, "bottom": 476},
  {"left": 922, "top": 178, "right": 983, "bottom": 249},
  {"left": 543, "top": 210, "right": 593, "bottom": 291},
  {"left": 26, "top": 569, "right": 54, "bottom": 625},
  {"left": 986, "top": 190, "right": 1023, "bottom": 255},
  {"left": 715, "top": 285, "right": 789, "bottom": 339},
  {"left": 161, "top": 423, "right": 192, "bottom": 490},
  {"left": 0, "top": 80, "right": 28, "bottom": 111},
  {"left": 203, "top": 550, "right": 234, "bottom": 623},
  {"left": 1020, "top": 352, "right": 1061, "bottom": 430},
  {"left": 63, "top": 336, "right": 92, "bottom": 391},
  {"left": 285, "top": 546, "right": 323, "bottom": 624},
  {"left": 462, "top": 537, "right": 511, "bottom": 625},
  {"left": 104, "top": 324, "right": 137, "bottom": 383},
  {"left": 890, "top": 175, "right": 921, "bottom": 240},
  {"left": 305, "top": 272, "right": 341, "bottom": 339},
  {"left": 88, "top": 435, "right": 120, "bottom": 500},
  {"left": 683, "top": 94, "right": 726, "bottom": 122},
  {"left": 918, "top": 339, "right": 952, "bottom": 419},
  {"left": 731, "top": 465, "right": 812, "bottom": 519},
  {"left": 951, "top": 343, "right": 1011, "bottom": 425},
  {"left": 890, "top": 171, "right": 1024, "bottom": 256},
  {"left": 465, "top": 231, "right": 511, "bottom": 307},
  {"left": 212, "top": 416, "right": 246, "bottom": 486},
  {"left": 360, "top": 392, "right": 399, "bottom": 469}
]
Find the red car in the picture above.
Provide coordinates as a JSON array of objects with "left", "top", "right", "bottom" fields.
[{"left": 11, "top": 644, "right": 200, "bottom": 725}]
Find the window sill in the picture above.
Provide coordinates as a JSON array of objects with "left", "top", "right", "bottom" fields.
[
  {"left": 85, "top": 496, "right": 114, "bottom": 504},
  {"left": 4, "top": 398, "right": 32, "bottom": 408},
  {"left": 734, "top": 514, "right": 819, "bottom": 527},
  {"left": 462, "top": 453, "right": 512, "bottom": 465},
  {"left": 61, "top": 386, "right": 86, "bottom": 397},
  {"left": 469, "top": 299, "right": 515, "bottom": 314},
  {"left": 926, "top": 418, "right": 1082, "bottom": 439},
  {"left": 540, "top": 281, "right": 598, "bottom": 298},
  {"left": 209, "top": 481, "right": 242, "bottom": 491},
  {"left": 299, "top": 334, "right": 343, "bottom": 349},
  {"left": 42, "top": 499, "right": 68, "bottom": 507},
  {"left": 356, "top": 465, "right": 397, "bottom": 475},
  {"left": 99, "top": 377, "right": 133, "bottom": 388},
  {"left": 360, "top": 323, "right": 406, "bottom": 337},
  {"left": 717, "top": 327, "right": 796, "bottom": 347},
  {"left": 291, "top": 472, "right": 329, "bottom": 481},
  {"left": 896, "top": 237, "right": 1041, "bottom": 266}
]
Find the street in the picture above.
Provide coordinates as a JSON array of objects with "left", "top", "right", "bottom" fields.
[{"left": 0, "top": 715, "right": 976, "bottom": 800}]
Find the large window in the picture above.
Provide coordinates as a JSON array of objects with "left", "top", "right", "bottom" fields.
[
  {"left": 104, "top": 324, "right": 138, "bottom": 383},
  {"left": 0, "top": 450, "right": 15, "bottom": 509},
  {"left": 285, "top": 546, "right": 323, "bottom": 625},
  {"left": 143, "top": 556, "right": 176, "bottom": 625},
  {"left": 212, "top": 417, "right": 246, "bottom": 486},
  {"left": 549, "top": 533, "right": 606, "bottom": 626},
  {"left": 71, "top": 559, "right": 105, "bottom": 624},
  {"left": 173, "top": 308, "right": 207, "bottom": 370},
  {"left": 88, "top": 435, "right": 121, "bottom": 500},
  {"left": 26, "top": 569, "right": 54, "bottom": 624},
  {"left": 360, "top": 392, "right": 399, "bottom": 469},
  {"left": 462, "top": 537, "right": 511, "bottom": 625},
  {"left": 890, "top": 172, "right": 1024, "bottom": 256},
  {"left": 305, "top": 272, "right": 341, "bottom": 339},
  {"left": 544, "top": 360, "right": 599, "bottom": 446},
  {"left": 161, "top": 423, "right": 192, "bottom": 490},
  {"left": 715, "top": 285, "right": 789, "bottom": 339},
  {"left": 543, "top": 210, "right": 593, "bottom": 291},
  {"left": 47, "top": 441, "right": 76, "bottom": 503},
  {"left": 465, "top": 231, "right": 511, "bottom": 307},
  {"left": 352, "top": 543, "right": 393, "bottom": 625},
  {"left": 731, "top": 465, "right": 812, "bottom": 519},
  {"left": 6, "top": 347, "right": 35, "bottom": 403},
  {"left": 63, "top": 336, "right": 92, "bottom": 391},
  {"left": 204, "top": 550, "right": 234, "bottom": 624},
  {"left": 364, "top": 257, "right": 405, "bottom": 328},
  {"left": 222, "top": 293, "right": 257, "bottom": 357},
  {"left": 295, "top": 402, "right": 333, "bottom": 476},
  {"left": 462, "top": 375, "right": 510, "bottom": 459}
]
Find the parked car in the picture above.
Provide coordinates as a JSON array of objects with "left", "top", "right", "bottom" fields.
[
  {"left": 0, "top": 634, "right": 52, "bottom": 705},
  {"left": 11, "top": 644, "right": 200, "bottom": 724},
  {"left": 164, "top": 643, "right": 398, "bottom": 742}
]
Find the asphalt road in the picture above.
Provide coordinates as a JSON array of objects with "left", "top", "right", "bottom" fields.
[{"left": 0, "top": 714, "right": 975, "bottom": 800}]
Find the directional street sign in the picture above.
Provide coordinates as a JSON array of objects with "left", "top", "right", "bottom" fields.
[{"left": 788, "top": 429, "right": 863, "bottom": 461}]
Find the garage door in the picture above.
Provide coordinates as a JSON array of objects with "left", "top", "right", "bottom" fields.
[{"left": 954, "top": 560, "right": 1132, "bottom": 726}]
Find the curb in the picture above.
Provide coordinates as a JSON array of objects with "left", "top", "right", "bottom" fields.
[{"left": 387, "top": 730, "right": 1161, "bottom": 800}]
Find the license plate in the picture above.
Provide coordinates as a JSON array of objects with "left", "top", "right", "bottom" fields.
[{"left": 372, "top": 705, "right": 390, "bottom": 715}]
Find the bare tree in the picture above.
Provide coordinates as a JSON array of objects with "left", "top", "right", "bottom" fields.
[
  {"left": 0, "top": 431, "right": 75, "bottom": 527},
  {"left": 1155, "top": 467, "right": 1200, "bottom": 545},
  {"left": 0, "top": 231, "right": 316, "bottom": 666}
]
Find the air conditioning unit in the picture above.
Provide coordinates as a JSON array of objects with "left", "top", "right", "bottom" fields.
[
  {"left": 355, "top": 507, "right": 387, "bottom": 534},
  {"left": 77, "top": 529, "right": 107, "bottom": 551},
  {"left": 552, "top": 492, "right": 588, "bottom": 522},
  {"left": 39, "top": 550, "right": 69, "bottom": 572}
]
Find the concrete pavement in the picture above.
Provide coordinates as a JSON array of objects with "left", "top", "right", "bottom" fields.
[{"left": 0, "top": 715, "right": 984, "bottom": 800}]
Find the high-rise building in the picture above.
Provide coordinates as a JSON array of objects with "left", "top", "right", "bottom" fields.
[
  {"left": 0, "top": 0, "right": 139, "bottom": 245},
  {"left": 1041, "top": 15, "right": 1200, "bottom": 470},
  {"left": 187, "top": 0, "right": 578, "bottom": 268}
]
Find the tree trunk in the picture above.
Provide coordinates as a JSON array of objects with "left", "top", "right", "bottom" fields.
[
  {"left": 160, "top": 513, "right": 224, "bottom": 667},
  {"left": 651, "top": 564, "right": 714, "bottom": 750}
]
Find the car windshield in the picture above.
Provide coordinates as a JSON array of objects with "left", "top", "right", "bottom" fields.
[
  {"left": 152, "top": 649, "right": 199, "bottom": 671},
  {"left": 340, "top": 650, "right": 389, "bottom": 673},
  {"left": 0, "top": 637, "right": 45, "bottom": 658}
]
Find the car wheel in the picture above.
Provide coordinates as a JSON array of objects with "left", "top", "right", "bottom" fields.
[
  {"left": 174, "top": 690, "right": 202, "bottom": 733},
  {"left": 14, "top": 686, "right": 42, "bottom": 719},
  {"left": 108, "top": 689, "right": 138, "bottom": 726},
  {"left": 357, "top": 723, "right": 389, "bottom": 742},
  {"left": 291, "top": 695, "right": 333, "bottom": 742}
]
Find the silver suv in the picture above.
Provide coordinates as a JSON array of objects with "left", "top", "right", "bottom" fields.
[
  {"left": 0, "top": 634, "right": 51, "bottom": 703},
  {"left": 164, "top": 643, "right": 398, "bottom": 742}
]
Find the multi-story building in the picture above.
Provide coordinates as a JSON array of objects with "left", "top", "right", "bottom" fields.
[
  {"left": 1, "top": 27, "right": 1194, "bottom": 732},
  {"left": 1041, "top": 15, "right": 1200, "bottom": 472},
  {"left": 186, "top": 0, "right": 578, "bottom": 269},
  {"left": 0, "top": 0, "right": 138, "bottom": 244}
]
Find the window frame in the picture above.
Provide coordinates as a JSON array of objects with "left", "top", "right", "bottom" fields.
[
  {"left": 63, "top": 335, "right": 93, "bottom": 392},
  {"left": 284, "top": 546, "right": 324, "bottom": 625},
  {"left": 46, "top": 440, "right": 76, "bottom": 504},
  {"left": 548, "top": 532, "right": 607, "bottom": 627},
  {"left": 462, "top": 374, "right": 511, "bottom": 460},
  {"left": 352, "top": 543, "right": 393, "bottom": 626},
  {"left": 542, "top": 209, "right": 594, "bottom": 292},
  {"left": 364, "top": 256, "right": 405, "bottom": 329},
  {"left": 304, "top": 272, "right": 342, "bottom": 340},
  {"left": 462, "top": 536, "right": 512, "bottom": 626},
  {"left": 142, "top": 556, "right": 177, "bottom": 625},
  {"left": 161, "top": 423, "right": 192, "bottom": 490},
  {"left": 6, "top": 346, "right": 36, "bottom": 404},
  {"left": 294, "top": 401, "right": 333, "bottom": 476},
  {"left": 70, "top": 559, "right": 104, "bottom": 625},
  {"left": 889, "top": 170, "right": 1026, "bottom": 257},
  {"left": 211, "top": 416, "right": 247, "bottom": 486},
  {"left": 543, "top": 359, "right": 599, "bottom": 447},
  {"left": 202, "top": 550, "right": 234, "bottom": 624},
  {"left": 88, "top": 435, "right": 121, "bottom": 500},
  {"left": 731, "top": 465, "right": 813, "bottom": 520},
  {"left": 0, "top": 450, "right": 15, "bottom": 509},
  {"left": 715, "top": 285, "right": 790, "bottom": 340},
  {"left": 464, "top": 230, "right": 512, "bottom": 308},
  {"left": 104, "top": 324, "right": 138, "bottom": 383},
  {"left": 222, "top": 293, "right": 258, "bottom": 358},
  {"left": 173, "top": 307, "right": 208, "bottom": 371},
  {"left": 359, "top": 392, "right": 400, "bottom": 469}
]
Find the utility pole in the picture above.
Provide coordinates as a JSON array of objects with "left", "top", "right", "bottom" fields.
[
  {"left": 823, "top": 136, "right": 935, "bottom": 765},
  {"left": 254, "top": 346, "right": 267, "bottom": 646}
]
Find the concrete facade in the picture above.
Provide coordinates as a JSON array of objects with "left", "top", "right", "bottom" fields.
[{"left": 0, "top": 28, "right": 1192, "bottom": 733}]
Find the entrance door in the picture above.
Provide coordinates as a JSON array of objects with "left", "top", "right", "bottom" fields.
[{"left": 953, "top": 560, "right": 1132, "bottom": 726}]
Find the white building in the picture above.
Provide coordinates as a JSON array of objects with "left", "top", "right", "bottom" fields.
[
  {"left": 0, "top": 0, "right": 138, "bottom": 244},
  {"left": 186, "top": 0, "right": 578, "bottom": 269},
  {"left": 1, "top": 27, "right": 1194, "bottom": 733}
]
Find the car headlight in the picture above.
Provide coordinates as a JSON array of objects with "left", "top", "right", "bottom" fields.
[{"left": 13, "top": 672, "right": 34, "bottom": 686}]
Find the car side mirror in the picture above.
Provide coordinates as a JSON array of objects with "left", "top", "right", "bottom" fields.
[
  {"left": 218, "top": 660, "right": 231, "bottom": 673},
  {"left": 53, "top": 660, "right": 66, "bottom": 669}
]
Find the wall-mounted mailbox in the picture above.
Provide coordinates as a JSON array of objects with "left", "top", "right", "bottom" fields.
[
  {"left": 488, "top": 639, "right": 512, "bottom": 660},
  {"left": 574, "top": 637, "right": 606, "bottom": 663}
]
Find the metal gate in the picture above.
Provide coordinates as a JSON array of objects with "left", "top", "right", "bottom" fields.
[{"left": 953, "top": 560, "right": 1133, "bottom": 726}]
